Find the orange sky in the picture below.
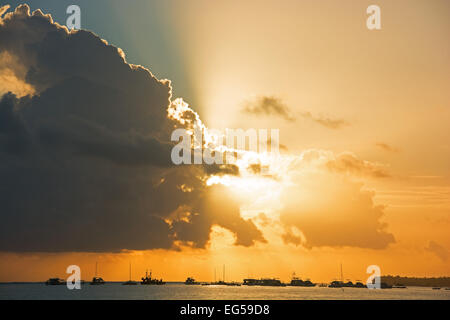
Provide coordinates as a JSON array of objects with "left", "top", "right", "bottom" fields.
[{"left": 0, "top": 1, "right": 449, "bottom": 283}]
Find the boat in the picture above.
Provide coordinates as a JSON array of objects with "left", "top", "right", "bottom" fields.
[
  {"left": 226, "top": 282, "right": 242, "bottom": 286},
  {"left": 290, "top": 277, "right": 316, "bottom": 287},
  {"left": 392, "top": 284, "right": 407, "bottom": 289},
  {"left": 243, "top": 278, "right": 286, "bottom": 287},
  {"left": 328, "top": 280, "right": 367, "bottom": 288},
  {"left": 432, "top": 287, "right": 441, "bottom": 290},
  {"left": 45, "top": 278, "right": 66, "bottom": 285},
  {"left": 90, "top": 262, "right": 105, "bottom": 285},
  {"left": 288, "top": 272, "right": 315, "bottom": 287},
  {"left": 90, "top": 277, "right": 105, "bottom": 285},
  {"left": 328, "top": 265, "right": 367, "bottom": 288},
  {"left": 185, "top": 277, "right": 201, "bottom": 285},
  {"left": 209, "top": 265, "right": 241, "bottom": 286},
  {"left": 328, "top": 280, "right": 344, "bottom": 288},
  {"left": 122, "top": 263, "right": 138, "bottom": 285},
  {"left": 353, "top": 281, "right": 367, "bottom": 288},
  {"left": 342, "top": 281, "right": 355, "bottom": 288},
  {"left": 329, "top": 263, "right": 345, "bottom": 288},
  {"left": 141, "top": 270, "right": 165, "bottom": 285}
]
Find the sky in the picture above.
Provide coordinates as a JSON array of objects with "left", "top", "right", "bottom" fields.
[{"left": 0, "top": 1, "right": 449, "bottom": 283}]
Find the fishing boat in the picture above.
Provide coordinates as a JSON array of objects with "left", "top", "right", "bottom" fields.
[
  {"left": 141, "top": 270, "right": 165, "bottom": 285},
  {"left": 122, "top": 263, "right": 138, "bottom": 285}
]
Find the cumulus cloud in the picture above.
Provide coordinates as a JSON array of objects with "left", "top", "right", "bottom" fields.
[
  {"left": 280, "top": 179, "right": 395, "bottom": 249},
  {"left": 0, "top": 4, "right": 394, "bottom": 254},
  {"left": 0, "top": 5, "right": 264, "bottom": 252},
  {"left": 0, "top": 51, "right": 35, "bottom": 97},
  {"left": 278, "top": 150, "right": 395, "bottom": 249}
]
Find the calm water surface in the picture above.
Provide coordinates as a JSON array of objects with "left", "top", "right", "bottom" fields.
[{"left": 1, "top": 283, "right": 450, "bottom": 300}]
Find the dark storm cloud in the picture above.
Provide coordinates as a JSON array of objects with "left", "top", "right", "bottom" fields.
[{"left": 0, "top": 5, "right": 264, "bottom": 252}]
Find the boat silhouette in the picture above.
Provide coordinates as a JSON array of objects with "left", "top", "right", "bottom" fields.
[
  {"left": 141, "top": 270, "right": 165, "bottom": 285},
  {"left": 45, "top": 278, "right": 66, "bottom": 285},
  {"left": 90, "top": 262, "right": 105, "bottom": 285},
  {"left": 122, "top": 263, "right": 138, "bottom": 285},
  {"left": 289, "top": 272, "right": 316, "bottom": 287},
  {"left": 185, "top": 277, "right": 201, "bottom": 285},
  {"left": 243, "top": 278, "right": 286, "bottom": 286}
]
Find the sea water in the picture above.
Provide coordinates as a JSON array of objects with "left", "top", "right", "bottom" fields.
[{"left": 1, "top": 283, "right": 449, "bottom": 300}]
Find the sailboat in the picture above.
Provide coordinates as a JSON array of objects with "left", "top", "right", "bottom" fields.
[
  {"left": 90, "top": 262, "right": 105, "bottom": 285},
  {"left": 328, "top": 263, "right": 345, "bottom": 288},
  {"left": 122, "top": 263, "right": 138, "bottom": 285},
  {"left": 216, "top": 264, "right": 227, "bottom": 285}
]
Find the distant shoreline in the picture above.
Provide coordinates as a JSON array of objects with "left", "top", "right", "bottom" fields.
[{"left": 382, "top": 276, "right": 450, "bottom": 287}]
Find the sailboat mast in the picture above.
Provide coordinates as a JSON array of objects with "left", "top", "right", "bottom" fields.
[
  {"left": 340, "top": 263, "right": 343, "bottom": 282},
  {"left": 95, "top": 262, "right": 98, "bottom": 277},
  {"left": 129, "top": 263, "right": 131, "bottom": 281},
  {"left": 223, "top": 264, "right": 225, "bottom": 282}
]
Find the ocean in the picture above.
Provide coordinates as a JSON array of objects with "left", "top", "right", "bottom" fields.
[{"left": 1, "top": 283, "right": 449, "bottom": 300}]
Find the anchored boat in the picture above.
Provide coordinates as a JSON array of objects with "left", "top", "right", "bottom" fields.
[
  {"left": 141, "top": 270, "right": 165, "bottom": 285},
  {"left": 45, "top": 278, "right": 66, "bottom": 285},
  {"left": 185, "top": 277, "right": 201, "bottom": 285},
  {"left": 90, "top": 262, "right": 105, "bottom": 285},
  {"left": 122, "top": 263, "right": 138, "bottom": 285}
]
